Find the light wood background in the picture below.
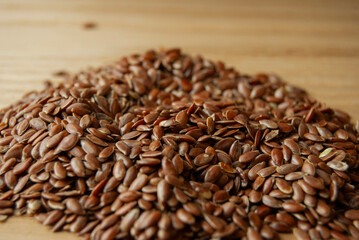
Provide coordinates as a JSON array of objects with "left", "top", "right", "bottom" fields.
[{"left": 0, "top": 0, "right": 358, "bottom": 239}]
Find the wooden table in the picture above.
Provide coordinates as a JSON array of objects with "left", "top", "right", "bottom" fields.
[{"left": 0, "top": 0, "right": 358, "bottom": 239}]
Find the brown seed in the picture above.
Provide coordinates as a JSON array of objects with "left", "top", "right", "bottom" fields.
[
  {"left": 99, "top": 146, "right": 114, "bottom": 160},
  {"left": 285, "top": 172, "right": 304, "bottom": 181},
  {"left": 100, "top": 214, "right": 119, "bottom": 230},
  {"left": 316, "top": 200, "right": 331, "bottom": 217},
  {"left": 248, "top": 162, "right": 266, "bottom": 181},
  {"left": 43, "top": 210, "right": 63, "bottom": 226},
  {"left": 276, "top": 164, "right": 299, "bottom": 175},
  {"left": 276, "top": 178, "right": 293, "bottom": 194},
  {"left": 316, "top": 225, "right": 331, "bottom": 239},
  {"left": 204, "top": 214, "right": 226, "bottom": 231},
  {"left": 57, "top": 133, "right": 79, "bottom": 152},
  {"left": 137, "top": 157, "right": 161, "bottom": 166},
  {"left": 17, "top": 119, "right": 29, "bottom": 136},
  {"left": 271, "top": 148, "right": 283, "bottom": 166},
  {"left": 13, "top": 158, "right": 32, "bottom": 175},
  {"left": 283, "top": 138, "right": 300, "bottom": 154},
  {"left": 165, "top": 175, "right": 185, "bottom": 189},
  {"left": 303, "top": 175, "right": 324, "bottom": 190},
  {"left": 120, "top": 208, "right": 140, "bottom": 231},
  {"left": 176, "top": 208, "right": 195, "bottom": 225},
  {"left": 0, "top": 208, "right": 13, "bottom": 215},
  {"left": 173, "top": 188, "right": 189, "bottom": 203},
  {"left": 298, "top": 179, "right": 316, "bottom": 195},
  {"left": 81, "top": 139, "right": 99, "bottom": 155},
  {"left": 69, "top": 216, "right": 87, "bottom": 233},
  {"left": 248, "top": 212, "right": 262, "bottom": 230},
  {"left": 119, "top": 191, "right": 141, "bottom": 202},
  {"left": 66, "top": 198, "right": 85, "bottom": 215},
  {"left": 171, "top": 154, "right": 184, "bottom": 174},
  {"left": 344, "top": 209, "right": 359, "bottom": 220},
  {"left": 0, "top": 200, "right": 13, "bottom": 208},
  {"left": 122, "top": 130, "right": 141, "bottom": 140},
  {"left": 193, "top": 152, "right": 214, "bottom": 166},
  {"left": 46, "top": 131, "right": 67, "bottom": 149},
  {"left": 65, "top": 123, "right": 83, "bottom": 136},
  {"left": 41, "top": 192, "right": 61, "bottom": 202},
  {"left": 282, "top": 202, "right": 306, "bottom": 213},
  {"left": 113, "top": 160, "right": 126, "bottom": 181},
  {"left": 134, "top": 210, "right": 161, "bottom": 230},
  {"left": 115, "top": 201, "right": 137, "bottom": 217},
  {"left": 249, "top": 190, "right": 262, "bottom": 203},
  {"left": 259, "top": 119, "right": 278, "bottom": 129},
  {"left": 304, "top": 133, "right": 325, "bottom": 142},
  {"left": 330, "top": 230, "right": 349, "bottom": 240},
  {"left": 123, "top": 166, "right": 137, "bottom": 186},
  {"left": 176, "top": 110, "right": 188, "bottom": 126},
  {"left": 157, "top": 179, "right": 171, "bottom": 203},
  {"left": 276, "top": 212, "right": 296, "bottom": 226},
  {"left": 4, "top": 170, "right": 16, "bottom": 189},
  {"left": 128, "top": 172, "right": 147, "bottom": 189},
  {"left": 183, "top": 202, "right": 201, "bottom": 216},
  {"left": 247, "top": 227, "right": 263, "bottom": 240},
  {"left": 161, "top": 158, "right": 177, "bottom": 176},
  {"left": 29, "top": 118, "right": 47, "bottom": 130},
  {"left": 262, "top": 176, "right": 275, "bottom": 195},
  {"left": 171, "top": 213, "right": 185, "bottom": 230},
  {"left": 239, "top": 151, "right": 259, "bottom": 163},
  {"left": 349, "top": 225, "right": 359, "bottom": 239},
  {"left": 213, "top": 190, "right": 230, "bottom": 203},
  {"left": 257, "top": 166, "right": 276, "bottom": 178},
  {"left": 13, "top": 175, "right": 29, "bottom": 194},
  {"left": 260, "top": 224, "right": 275, "bottom": 239},
  {"left": 53, "top": 161, "right": 67, "bottom": 180},
  {"left": 0, "top": 136, "right": 13, "bottom": 146},
  {"left": 144, "top": 112, "right": 159, "bottom": 124},
  {"left": 262, "top": 195, "right": 282, "bottom": 208},
  {"left": 253, "top": 176, "right": 265, "bottom": 190},
  {"left": 204, "top": 165, "right": 222, "bottom": 183},
  {"left": 308, "top": 228, "right": 321, "bottom": 240},
  {"left": 70, "top": 157, "right": 86, "bottom": 177},
  {"left": 327, "top": 160, "right": 348, "bottom": 171},
  {"left": 3, "top": 144, "right": 23, "bottom": 160},
  {"left": 293, "top": 227, "right": 310, "bottom": 240},
  {"left": 269, "top": 221, "right": 291, "bottom": 233},
  {"left": 100, "top": 225, "right": 118, "bottom": 240}
]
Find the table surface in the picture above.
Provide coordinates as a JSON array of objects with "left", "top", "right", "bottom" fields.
[{"left": 0, "top": 0, "right": 359, "bottom": 239}]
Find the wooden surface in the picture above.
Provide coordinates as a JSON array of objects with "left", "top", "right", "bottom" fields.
[{"left": 0, "top": 0, "right": 359, "bottom": 239}]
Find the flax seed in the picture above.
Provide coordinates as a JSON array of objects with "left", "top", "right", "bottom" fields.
[{"left": 0, "top": 49, "right": 358, "bottom": 239}]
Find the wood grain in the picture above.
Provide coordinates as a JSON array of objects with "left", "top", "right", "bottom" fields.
[{"left": 0, "top": 0, "right": 358, "bottom": 239}]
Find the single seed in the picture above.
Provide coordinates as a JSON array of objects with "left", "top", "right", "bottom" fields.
[{"left": 282, "top": 202, "right": 306, "bottom": 213}]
